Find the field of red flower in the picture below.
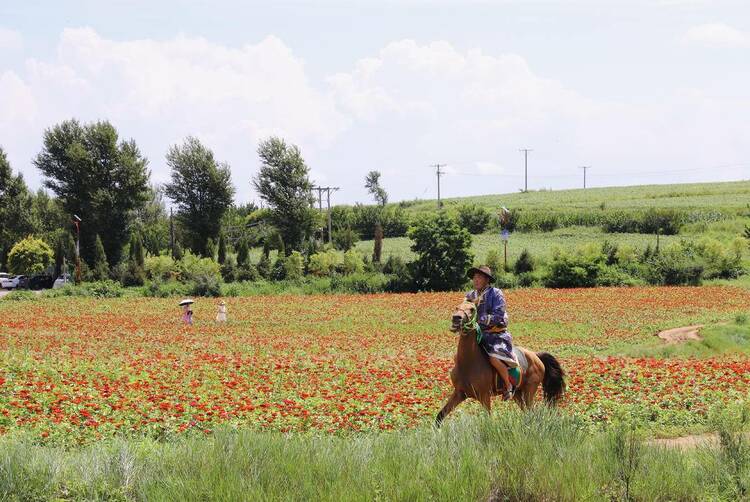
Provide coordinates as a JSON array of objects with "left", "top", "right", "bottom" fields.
[{"left": 1, "top": 286, "right": 749, "bottom": 443}]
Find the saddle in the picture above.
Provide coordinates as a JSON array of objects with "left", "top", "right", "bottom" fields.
[{"left": 494, "top": 348, "right": 528, "bottom": 392}]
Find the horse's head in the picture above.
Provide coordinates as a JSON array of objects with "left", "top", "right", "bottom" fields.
[{"left": 450, "top": 301, "right": 477, "bottom": 335}]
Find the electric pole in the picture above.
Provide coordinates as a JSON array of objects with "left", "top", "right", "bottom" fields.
[
  {"left": 431, "top": 163, "right": 446, "bottom": 208},
  {"left": 579, "top": 166, "right": 591, "bottom": 189},
  {"left": 519, "top": 149, "right": 532, "bottom": 192},
  {"left": 312, "top": 186, "right": 340, "bottom": 243}
]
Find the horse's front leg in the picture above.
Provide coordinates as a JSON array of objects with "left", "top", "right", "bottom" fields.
[{"left": 435, "top": 389, "right": 466, "bottom": 426}]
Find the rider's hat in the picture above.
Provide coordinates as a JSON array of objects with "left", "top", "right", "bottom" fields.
[{"left": 467, "top": 265, "right": 494, "bottom": 283}]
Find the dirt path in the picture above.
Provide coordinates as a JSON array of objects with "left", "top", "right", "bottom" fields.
[
  {"left": 656, "top": 324, "right": 703, "bottom": 343},
  {"left": 650, "top": 432, "right": 750, "bottom": 449}
]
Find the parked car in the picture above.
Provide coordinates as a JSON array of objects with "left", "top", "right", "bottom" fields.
[
  {"left": 53, "top": 274, "right": 72, "bottom": 289},
  {"left": 29, "top": 274, "right": 55, "bottom": 290},
  {"left": 0, "top": 272, "right": 10, "bottom": 280},
  {"left": 1, "top": 275, "right": 28, "bottom": 289}
]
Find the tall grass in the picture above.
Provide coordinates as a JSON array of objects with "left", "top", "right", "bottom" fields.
[{"left": 1, "top": 406, "right": 748, "bottom": 501}]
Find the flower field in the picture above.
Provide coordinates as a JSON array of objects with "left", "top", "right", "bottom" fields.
[{"left": 1, "top": 286, "right": 749, "bottom": 444}]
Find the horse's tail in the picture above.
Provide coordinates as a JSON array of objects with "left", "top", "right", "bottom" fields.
[{"left": 536, "top": 352, "right": 565, "bottom": 405}]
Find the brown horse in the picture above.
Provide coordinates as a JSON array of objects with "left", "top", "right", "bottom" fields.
[{"left": 436, "top": 301, "right": 565, "bottom": 425}]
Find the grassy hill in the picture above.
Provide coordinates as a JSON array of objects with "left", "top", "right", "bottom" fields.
[
  {"left": 395, "top": 180, "right": 750, "bottom": 215},
  {"left": 357, "top": 180, "right": 750, "bottom": 268}
]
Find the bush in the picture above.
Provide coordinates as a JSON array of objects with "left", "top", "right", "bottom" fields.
[
  {"left": 256, "top": 254, "right": 271, "bottom": 279},
  {"left": 543, "top": 251, "right": 602, "bottom": 288},
  {"left": 1, "top": 290, "right": 36, "bottom": 301},
  {"left": 143, "top": 280, "right": 188, "bottom": 298},
  {"left": 120, "top": 261, "right": 146, "bottom": 287},
  {"left": 514, "top": 249, "right": 535, "bottom": 274},
  {"left": 516, "top": 272, "right": 538, "bottom": 288},
  {"left": 382, "top": 255, "right": 408, "bottom": 277},
  {"left": 643, "top": 249, "right": 703, "bottom": 286},
  {"left": 179, "top": 251, "right": 221, "bottom": 283},
  {"left": 602, "top": 209, "right": 685, "bottom": 235},
  {"left": 456, "top": 204, "right": 491, "bottom": 234},
  {"left": 341, "top": 250, "right": 365, "bottom": 275},
  {"left": 485, "top": 249, "right": 503, "bottom": 274},
  {"left": 331, "top": 272, "right": 390, "bottom": 293},
  {"left": 82, "top": 280, "right": 124, "bottom": 298},
  {"left": 350, "top": 204, "right": 410, "bottom": 239},
  {"left": 6, "top": 236, "right": 53, "bottom": 275},
  {"left": 235, "top": 264, "right": 259, "bottom": 282},
  {"left": 220, "top": 256, "right": 237, "bottom": 282},
  {"left": 144, "top": 255, "right": 178, "bottom": 281},
  {"left": 493, "top": 273, "right": 518, "bottom": 290},
  {"left": 332, "top": 228, "right": 359, "bottom": 251},
  {"left": 409, "top": 212, "right": 473, "bottom": 291},
  {"left": 284, "top": 251, "right": 304, "bottom": 280},
  {"left": 308, "top": 250, "right": 341, "bottom": 277},
  {"left": 596, "top": 266, "right": 641, "bottom": 287},
  {"left": 190, "top": 274, "right": 222, "bottom": 297}
]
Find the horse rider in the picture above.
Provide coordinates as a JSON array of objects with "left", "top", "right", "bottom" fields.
[{"left": 465, "top": 265, "right": 518, "bottom": 400}]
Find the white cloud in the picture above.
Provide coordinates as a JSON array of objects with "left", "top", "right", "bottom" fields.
[
  {"left": 0, "top": 29, "right": 748, "bottom": 203},
  {"left": 0, "top": 28, "right": 22, "bottom": 51},
  {"left": 682, "top": 23, "right": 750, "bottom": 48}
]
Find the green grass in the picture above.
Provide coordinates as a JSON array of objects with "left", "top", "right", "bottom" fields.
[
  {"left": 357, "top": 226, "right": 690, "bottom": 264},
  {"left": 623, "top": 315, "right": 750, "bottom": 358},
  {"left": 1, "top": 406, "right": 748, "bottom": 501},
  {"left": 398, "top": 180, "right": 750, "bottom": 215}
]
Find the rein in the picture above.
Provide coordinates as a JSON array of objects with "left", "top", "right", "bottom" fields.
[{"left": 462, "top": 306, "right": 483, "bottom": 344}]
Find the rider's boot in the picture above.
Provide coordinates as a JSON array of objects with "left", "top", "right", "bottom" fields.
[{"left": 490, "top": 358, "right": 514, "bottom": 400}]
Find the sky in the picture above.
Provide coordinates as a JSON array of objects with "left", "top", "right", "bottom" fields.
[{"left": 1, "top": 0, "right": 749, "bottom": 205}]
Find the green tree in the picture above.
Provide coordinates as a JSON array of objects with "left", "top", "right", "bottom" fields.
[
  {"left": 408, "top": 212, "right": 473, "bottom": 291},
  {"left": 129, "top": 232, "right": 145, "bottom": 268},
  {"left": 217, "top": 233, "right": 227, "bottom": 264},
  {"left": 365, "top": 170, "right": 388, "bottom": 207},
  {"left": 163, "top": 137, "right": 235, "bottom": 257},
  {"left": 253, "top": 137, "right": 319, "bottom": 254},
  {"left": 7, "top": 236, "right": 53, "bottom": 275},
  {"left": 91, "top": 235, "right": 110, "bottom": 280},
  {"left": 205, "top": 238, "right": 217, "bottom": 261},
  {"left": 0, "top": 147, "right": 36, "bottom": 268},
  {"left": 236, "top": 238, "right": 250, "bottom": 267},
  {"left": 33, "top": 120, "right": 150, "bottom": 267},
  {"left": 131, "top": 186, "right": 170, "bottom": 256}
]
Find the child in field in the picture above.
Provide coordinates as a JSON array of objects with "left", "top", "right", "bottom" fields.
[
  {"left": 216, "top": 300, "right": 227, "bottom": 323},
  {"left": 181, "top": 301, "right": 194, "bottom": 325}
]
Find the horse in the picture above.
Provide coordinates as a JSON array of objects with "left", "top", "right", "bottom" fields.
[{"left": 435, "top": 300, "right": 565, "bottom": 425}]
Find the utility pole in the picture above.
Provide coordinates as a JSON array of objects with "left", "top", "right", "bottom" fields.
[
  {"left": 169, "top": 207, "right": 175, "bottom": 257},
  {"left": 579, "top": 166, "right": 591, "bottom": 189},
  {"left": 312, "top": 186, "right": 340, "bottom": 244},
  {"left": 519, "top": 149, "right": 532, "bottom": 192},
  {"left": 431, "top": 164, "right": 446, "bottom": 208}
]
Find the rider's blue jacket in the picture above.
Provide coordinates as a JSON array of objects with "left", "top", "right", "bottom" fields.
[{"left": 465, "top": 287, "right": 508, "bottom": 332}]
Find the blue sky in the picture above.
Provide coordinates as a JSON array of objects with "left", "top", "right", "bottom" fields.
[{"left": 1, "top": 0, "right": 748, "bottom": 204}]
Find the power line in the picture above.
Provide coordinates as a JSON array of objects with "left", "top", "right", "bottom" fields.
[{"left": 519, "top": 149, "right": 532, "bottom": 192}]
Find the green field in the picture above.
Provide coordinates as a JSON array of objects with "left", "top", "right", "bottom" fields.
[
  {"left": 356, "top": 180, "right": 750, "bottom": 269},
  {"left": 398, "top": 180, "right": 750, "bottom": 215}
]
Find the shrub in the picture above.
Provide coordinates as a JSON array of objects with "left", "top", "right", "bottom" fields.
[
  {"left": 6, "top": 236, "right": 53, "bottom": 275},
  {"left": 235, "top": 264, "right": 259, "bottom": 282},
  {"left": 283, "top": 251, "right": 304, "bottom": 281},
  {"left": 256, "top": 254, "right": 271, "bottom": 279},
  {"left": 143, "top": 280, "right": 188, "bottom": 298},
  {"left": 120, "top": 261, "right": 146, "bottom": 287},
  {"left": 485, "top": 249, "right": 503, "bottom": 274},
  {"left": 1, "top": 290, "right": 36, "bottom": 301},
  {"left": 341, "top": 250, "right": 364, "bottom": 275},
  {"left": 514, "top": 249, "right": 535, "bottom": 274},
  {"left": 409, "top": 212, "right": 473, "bottom": 291},
  {"left": 190, "top": 274, "right": 222, "bottom": 297},
  {"left": 331, "top": 272, "right": 390, "bottom": 293},
  {"left": 516, "top": 272, "right": 537, "bottom": 288},
  {"left": 270, "top": 257, "right": 286, "bottom": 281},
  {"left": 382, "top": 255, "right": 408, "bottom": 277},
  {"left": 643, "top": 248, "right": 703, "bottom": 286},
  {"left": 308, "top": 250, "right": 341, "bottom": 277},
  {"left": 456, "top": 204, "right": 491, "bottom": 234},
  {"left": 596, "top": 266, "right": 641, "bottom": 287},
  {"left": 144, "top": 255, "right": 178, "bottom": 281},
  {"left": 494, "top": 273, "right": 518, "bottom": 290},
  {"left": 332, "top": 228, "right": 359, "bottom": 252},
  {"left": 90, "top": 235, "right": 110, "bottom": 281},
  {"left": 220, "top": 257, "right": 238, "bottom": 282},
  {"left": 236, "top": 239, "right": 250, "bottom": 267},
  {"left": 81, "top": 280, "right": 124, "bottom": 298},
  {"left": 178, "top": 251, "right": 221, "bottom": 283},
  {"left": 543, "top": 251, "right": 602, "bottom": 288}
]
